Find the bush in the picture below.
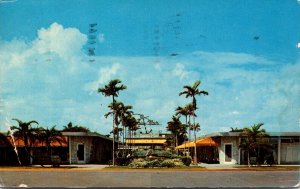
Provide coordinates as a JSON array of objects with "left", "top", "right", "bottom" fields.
[
  {"left": 172, "top": 158, "right": 184, "bottom": 167},
  {"left": 129, "top": 158, "right": 148, "bottom": 168},
  {"left": 181, "top": 156, "right": 192, "bottom": 166},
  {"left": 147, "top": 159, "right": 161, "bottom": 168},
  {"left": 160, "top": 159, "right": 176, "bottom": 168}
]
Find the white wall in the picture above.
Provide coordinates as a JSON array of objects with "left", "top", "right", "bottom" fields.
[
  {"left": 219, "top": 136, "right": 239, "bottom": 164},
  {"left": 70, "top": 136, "right": 92, "bottom": 164},
  {"left": 280, "top": 143, "right": 300, "bottom": 164}
]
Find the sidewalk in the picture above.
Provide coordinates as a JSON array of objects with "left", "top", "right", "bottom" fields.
[
  {"left": 14, "top": 163, "right": 300, "bottom": 170},
  {"left": 196, "top": 163, "right": 242, "bottom": 169},
  {"left": 31, "top": 164, "right": 108, "bottom": 169},
  {"left": 197, "top": 163, "right": 300, "bottom": 169}
]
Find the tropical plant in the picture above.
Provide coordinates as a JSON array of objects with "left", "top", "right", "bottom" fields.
[
  {"left": 166, "top": 115, "right": 186, "bottom": 153},
  {"left": 175, "top": 103, "right": 195, "bottom": 141},
  {"left": 10, "top": 119, "right": 39, "bottom": 165},
  {"left": 179, "top": 80, "right": 208, "bottom": 164},
  {"left": 179, "top": 80, "right": 208, "bottom": 112},
  {"left": 230, "top": 127, "right": 244, "bottom": 132},
  {"left": 38, "top": 126, "right": 64, "bottom": 157},
  {"left": 122, "top": 114, "right": 139, "bottom": 152},
  {"left": 239, "top": 123, "right": 268, "bottom": 167},
  {"left": 190, "top": 123, "right": 200, "bottom": 163},
  {"left": 98, "top": 79, "right": 127, "bottom": 166},
  {"left": 105, "top": 101, "right": 133, "bottom": 154},
  {"left": 62, "top": 122, "right": 90, "bottom": 132}
]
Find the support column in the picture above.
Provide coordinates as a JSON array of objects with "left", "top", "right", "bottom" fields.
[
  {"left": 277, "top": 136, "right": 281, "bottom": 165},
  {"left": 69, "top": 136, "right": 72, "bottom": 165}
]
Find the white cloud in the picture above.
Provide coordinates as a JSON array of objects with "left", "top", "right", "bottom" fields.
[
  {"left": 172, "top": 63, "right": 187, "bottom": 81},
  {"left": 33, "top": 22, "right": 87, "bottom": 60},
  {"left": 0, "top": 22, "right": 299, "bottom": 136},
  {"left": 84, "top": 63, "right": 121, "bottom": 93}
]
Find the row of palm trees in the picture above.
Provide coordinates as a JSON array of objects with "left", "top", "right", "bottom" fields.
[
  {"left": 98, "top": 79, "right": 140, "bottom": 166},
  {"left": 9, "top": 119, "right": 65, "bottom": 165},
  {"left": 98, "top": 79, "right": 210, "bottom": 165},
  {"left": 8, "top": 119, "right": 89, "bottom": 165},
  {"left": 166, "top": 80, "right": 209, "bottom": 164}
]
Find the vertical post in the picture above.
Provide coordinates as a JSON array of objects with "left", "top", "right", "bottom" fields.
[
  {"left": 277, "top": 136, "right": 281, "bottom": 165},
  {"left": 69, "top": 136, "right": 72, "bottom": 165},
  {"left": 238, "top": 137, "right": 241, "bottom": 165},
  {"left": 112, "top": 111, "right": 115, "bottom": 166}
]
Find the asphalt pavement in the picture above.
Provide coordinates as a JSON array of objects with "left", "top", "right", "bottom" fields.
[{"left": 0, "top": 165, "right": 299, "bottom": 188}]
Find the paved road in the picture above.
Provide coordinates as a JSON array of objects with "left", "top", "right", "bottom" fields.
[{"left": 0, "top": 169, "right": 299, "bottom": 188}]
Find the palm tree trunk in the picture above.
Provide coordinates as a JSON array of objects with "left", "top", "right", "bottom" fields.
[
  {"left": 184, "top": 115, "right": 187, "bottom": 156},
  {"left": 247, "top": 150, "right": 250, "bottom": 167},
  {"left": 175, "top": 133, "right": 178, "bottom": 154},
  {"left": 112, "top": 111, "right": 115, "bottom": 165},
  {"left": 188, "top": 116, "right": 191, "bottom": 141},
  {"left": 193, "top": 114, "right": 197, "bottom": 164}
]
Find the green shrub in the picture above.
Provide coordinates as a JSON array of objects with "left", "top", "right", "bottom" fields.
[
  {"left": 180, "top": 156, "right": 192, "bottom": 166},
  {"left": 172, "top": 158, "right": 184, "bottom": 167},
  {"left": 132, "top": 150, "right": 148, "bottom": 158},
  {"left": 147, "top": 159, "right": 161, "bottom": 168},
  {"left": 160, "top": 159, "right": 176, "bottom": 168},
  {"left": 129, "top": 158, "right": 148, "bottom": 168}
]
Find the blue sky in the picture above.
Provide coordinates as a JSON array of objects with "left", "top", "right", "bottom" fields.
[{"left": 0, "top": 0, "right": 300, "bottom": 137}]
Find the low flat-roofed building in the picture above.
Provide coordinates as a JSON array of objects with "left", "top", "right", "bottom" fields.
[
  {"left": 0, "top": 131, "right": 113, "bottom": 165},
  {"left": 176, "top": 132, "right": 300, "bottom": 165}
]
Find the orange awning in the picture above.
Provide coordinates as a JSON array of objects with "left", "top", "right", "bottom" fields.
[
  {"left": 175, "top": 137, "right": 220, "bottom": 149},
  {"left": 6, "top": 136, "right": 68, "bottom": 147}
]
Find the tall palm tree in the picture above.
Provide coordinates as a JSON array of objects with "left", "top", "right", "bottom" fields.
[
  {"left": 98, "top": 79, "right": 127, "bottom": 166},
  {"left": 179, "top": 80, "right": 208, "bottom": 112},
  {"left": 239, "top": 123, "right": 268, "bottom": 167},
  {"left": 118, "top": 104, "right": 133, "bottom": 147},
  {"left": 166, "top": 115, "right": 185, "bottom": 153},
  {"left": 179, "top": 80, "right": 208, "bottom": 164},
  {"left": 123, "top": 115, "right": 139, "bottom": 151},
  {"left": 106, "top": 101, "right": 133, "bottom": 156},
  {"left": 175, "top": 103, "right": 195, "bottom": 141},
  {"left": 190, "top": 123, "right": 200, "bottom": 163},
  {"left": 10, "top": 119, "right": 39, "bottom": 165}
]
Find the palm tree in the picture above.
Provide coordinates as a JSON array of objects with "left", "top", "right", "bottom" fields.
[
  {"left": 98, "top": 79, "right": 127, "bottom": 166},
  {"left": 190, "top": 123, "right": 200, "bottom": 163},
  {"left": 179, "top": 80, "right": 208, "bottom": 113},
  {"left": 166, "top": 115, "right": 185, "bottom": 153},
  {"left": 38, "top": 126, "right": 64, "bottom": 157},
  {"left": 10, "top": 119, "right": 39, "bottom": 165},
  {"left": 179, "top": 80, "right": 208, "bottom": 164},
  {"left": 239, "top": 123, "right": 268, "bottom": 167},
  {"left": 175, "top": 106, "right": 188, "bottom": 141},
  {"left": 176, "top": 103, "right": 195, "bottom": 141},
  {"left": 230, "top": 127, "right": 244, "bottom": 132},
  {"left": 62, "top": 122, "right": 90, "bottom": 132},
  {"left": 123, "top": 115, "right": 139, "bottom": 151}
]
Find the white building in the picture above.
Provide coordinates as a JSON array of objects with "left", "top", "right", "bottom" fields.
[{"left": 177, "top": 132, "right": 300, "bottom": 165}]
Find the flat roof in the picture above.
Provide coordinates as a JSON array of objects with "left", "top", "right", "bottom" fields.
[
  {"left": 200, "top": 132, "right": 300, "bottom": 139},
  {"left": 61, "top": 131, "right": 112, "bottom": 141}
]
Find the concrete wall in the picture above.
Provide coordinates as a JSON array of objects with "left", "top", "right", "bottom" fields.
[
  {"left": 219, "top": 136, "right": 239, "bottom": 164},
  {"left": 69, "top": 136, "right": 92, "bottom": 164},
  {"left": 280, "top": 143, "right": 300, "bottom": 164}
]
